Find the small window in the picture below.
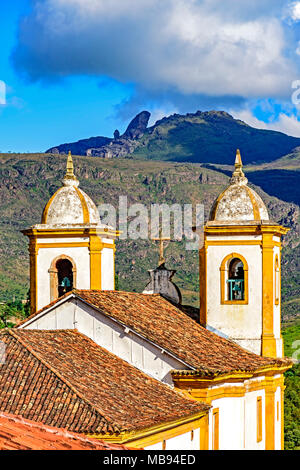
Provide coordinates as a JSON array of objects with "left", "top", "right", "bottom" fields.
[{"left": 227, "top": 258, "right": 245, "bottom": 301}]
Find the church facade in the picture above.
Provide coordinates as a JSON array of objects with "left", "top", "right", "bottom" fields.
[{"left": 5, "top": 151, "right": 293, "bottom": 450}]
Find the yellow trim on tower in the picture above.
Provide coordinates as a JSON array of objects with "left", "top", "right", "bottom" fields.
[
  {"left": 29, "top": 236, "right": 38, "bottom": 314},
  {"left": 89, "top": 234, "right": 103, "bottom": 290},
  {"left": 265, "top": 376, "right": 276, "bottom": 450},
  {"left": 245, "top": 186, "right": 261, "bottom": 220},
  {"left": 209, "top": 187, "right": 228, "bottom": 221},
  {"left": 41, "top": 189, "right": 62, "bottom": 224},
  {"left": 199, "top": 241, "right": 207, "bottom": 326},
  {"left": 275, "top": 254, "right": 281, "bottom": 306},
  {"left": 262, "top": 232, "right": 277, "bottom": 357},
  {"left": 74, "top": 187, "right": 90, "bottom": 224}
]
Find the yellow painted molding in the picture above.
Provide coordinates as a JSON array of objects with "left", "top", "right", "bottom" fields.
[
  {"left": 28, "top": 237, "right": 38, "bottom": 315},
  {"left": 172, "top": 367, "right": 290, "bottom": 405},
  {"left": 257, "top": 396, "right": 263, "bottom": 443},
  {"left": 274, "top": 254, "right": 281, "bottom": 306},
  {"left": 205, "top": 224, "right": 289, "bottom": 237},
  {"left": 199, "top": 244, "right": 207, "bottom": 326},
  {"left": 87, "top": 412, "right": 209, "bottom": 448},
  {"left": 74, "top": 187, "right": 90, "bottom": 224},
  {"left": 207, "top": 240, "right": 261, "bottom": 246},
  {"left": 41, "top": 189, "right": 62, "bottom": 224},
  {"left": 261, "top": 233, "right": 277, "bottom": 358},
  {"left": 200, "top": 414, "right": 209, "bottom": 450},
  {"left": 89, "top": 235, "right": 103, "bottom": 290},
  {"left": 22, "top": 227, "right": 120, "bottom": 238},
  {"left": 212, "top": 408, "right": 219, "bottom": 450},
  {"left": 265, "top": 377, "right": 276, "bottom": 450}
]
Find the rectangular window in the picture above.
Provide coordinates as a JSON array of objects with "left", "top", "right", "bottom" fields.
[
  {"left": 257, "top": 397, "right": 262, "bottom": 442},
  {"left": 212, "top": 409, "right": 219, "bottom": 450}
]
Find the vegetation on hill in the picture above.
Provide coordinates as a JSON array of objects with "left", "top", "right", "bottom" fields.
[
  {"left": 46, "top": 110, "right": 300, "bottom": 166},
  {"left": 0, "top": 151, "right": 298, "bottom": 449},
  {"left": 0, "top": 153, "right": 299, "bottom": 324},
  {"left": 282, "top": 322, "right": 300, "bottom": 450}
]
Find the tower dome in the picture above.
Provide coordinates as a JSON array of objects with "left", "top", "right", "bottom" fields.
[
  {"left": 41, "top": 152, "right": 101, "bottom": 226},
  {"left": 209, "top": 150, "right": 269, "bottom": 223}
]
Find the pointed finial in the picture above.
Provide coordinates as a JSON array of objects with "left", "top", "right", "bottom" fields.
[
  {"left": 235, "top": 149, "right": 242, "bottom": 169},
  {"left": 66, "top": 151, "right": 74, "bottom": 177},
  {"left": 231, "top": 149, "right": 247, "bottom": 185},
  {"left": 63, "top": 151, "right": 79, "bottom": 186}
]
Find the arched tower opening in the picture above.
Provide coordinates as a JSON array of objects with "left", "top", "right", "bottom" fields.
[
  {"left": 49, "top": 255, "right": 77, "bottom": 301},
  {"left": 228, "top": 258, "right": 245, "bottom": 301}
]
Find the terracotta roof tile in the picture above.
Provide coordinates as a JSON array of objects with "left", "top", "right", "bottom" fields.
[
  {"left": 0, "top": 412, "right": 130, "bottom": 450},
  {"left": 0, "top": 329, "right": 209, "bottom": 435},
  {"left": 72, "top": 290, "right": 291, "bottom": 375}
]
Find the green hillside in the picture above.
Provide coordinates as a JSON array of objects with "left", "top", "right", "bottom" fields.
[
  {"left": 0, "top": 153, "right": 299, "bottom": 324},
  {"left": 130, "top": 111, "right": 300, "bottom": 165},
  {"left": 47, "top": 110, "right": 300, "bottom": 166}
]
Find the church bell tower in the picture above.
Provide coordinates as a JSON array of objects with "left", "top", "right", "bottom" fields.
[
  {"left": 200, "top": 150, "right": 289, "bottom": 358},
  {"left": 22, "top": 153, "right": 119, "bottom": 314}
]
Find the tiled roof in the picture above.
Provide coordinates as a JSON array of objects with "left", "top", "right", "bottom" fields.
[
  {"left": 0, "top": 329, "right": 209, "bottom": 435},
  {"left": 70, "top": 290, "right": 291, "bottom": 375},
  {"left": 0, "top": 412, "right": 129, "bottom": 450}
]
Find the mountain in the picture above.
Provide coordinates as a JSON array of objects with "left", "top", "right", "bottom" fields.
[
  {"left": 46, "top": 111, "right": 151, "bottom": 158},
  {"left": 46, "top": 110, "right": 300, "bottom": 166},
  {"left": 0, "top": 153, "right": 299, "bottom": 324}
]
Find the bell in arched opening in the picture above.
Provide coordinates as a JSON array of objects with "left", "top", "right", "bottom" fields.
[
  {"left": 227, "top": 258, "right": 245, "bottom": 301},
  {"left": 56, "top": 258, "right": 74, "bottom": 297}
]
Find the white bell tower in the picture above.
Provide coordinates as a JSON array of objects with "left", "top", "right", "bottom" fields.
[
  {"left": 200, "top": 150, "right": 289, "bottom": 358},
  {"left": 22, "top": 153, "right": 119, "bottom": 314}
]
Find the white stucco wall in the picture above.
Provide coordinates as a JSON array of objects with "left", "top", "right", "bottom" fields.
[
  {"left": 22, "top": 297, "right": 187, "bottom": 384},
  {"left": 101, "top": 247, "right": 114, "bottom": 290},
  {"left": 145, "top": 428, "right": 200, "bottom": 450},
  {"left": 206, "top": 237, "right": 263, "bottom": 354},
  {"left": 208, "top": 379, "right": 269, "bottom": 450},
  {"left": 36, "top": 243, "right": 91, "bottom": 311},
  {"left": 244, "top": 387, "right": 266, "bottom": 450}
]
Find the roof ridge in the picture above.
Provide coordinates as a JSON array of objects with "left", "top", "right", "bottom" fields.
[
  {"left": 74, "top": 292, "right": 197, "bottom": 371},
  {"left": 7, "top": 329, "right": 122, "bottom": 434}
]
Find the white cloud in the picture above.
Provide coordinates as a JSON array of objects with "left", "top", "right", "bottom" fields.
[
  {"left": 231, "top": 108, "right": 300, "bottom": 137},
  {"left": 287, "top": 1, "right": 300, "bottom": 21},
  {"left": 12, "top": 0, "right": 297, "bottom": 101}
]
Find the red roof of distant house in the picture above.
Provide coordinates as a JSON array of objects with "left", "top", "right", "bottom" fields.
[{"left": 0, "top": 412, "right": 130, "bottom": 450}]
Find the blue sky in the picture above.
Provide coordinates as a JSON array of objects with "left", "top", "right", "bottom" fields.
[{"left": 1, "top": 1, "right": 300, "bottom": 152}]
